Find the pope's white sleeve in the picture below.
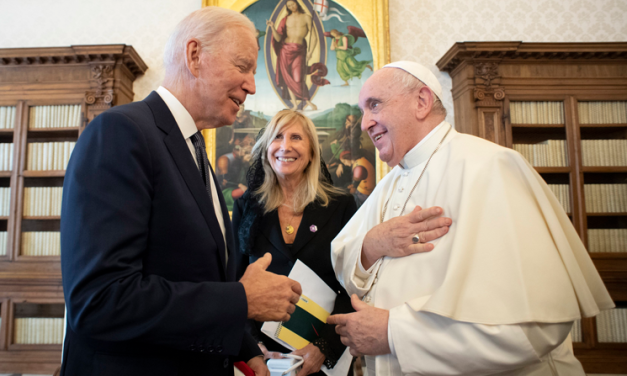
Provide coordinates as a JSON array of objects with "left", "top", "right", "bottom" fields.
[
  {"left": 350, "top": 251, "right": 382, "bottom": 287},
  {"left": 332, "top": 174, "right": 390, "bottom": 297},
  {"left": 333, "top": 228, "right": 383, "bottom": 298},
  {"left": 388, "top": 304, "right": 572, "bottom": 376}
]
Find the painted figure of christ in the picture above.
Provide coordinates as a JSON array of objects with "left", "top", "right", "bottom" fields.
[{"left": 267, "top": 0, "right": 319, "bottom": 110}]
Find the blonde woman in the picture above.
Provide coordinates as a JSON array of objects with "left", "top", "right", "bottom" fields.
[{"left": 233, "top": 110, "right": 357, "bottom": 375}]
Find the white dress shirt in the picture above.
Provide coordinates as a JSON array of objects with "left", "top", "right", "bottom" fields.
[{"left": 156, "top": 86, "right": 226, "bottom": 252}]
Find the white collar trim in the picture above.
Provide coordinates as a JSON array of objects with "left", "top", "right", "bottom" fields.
[
  {"left": 156, "top": 86, "right": 198, "bottom": 139},
  {"left": 400, "top": 121, "right": 449, "bottom": 170}
]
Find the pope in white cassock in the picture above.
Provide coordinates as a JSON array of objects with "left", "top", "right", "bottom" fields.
[{"left": 327, "top": 61, "right": 615, "bottom": 376}]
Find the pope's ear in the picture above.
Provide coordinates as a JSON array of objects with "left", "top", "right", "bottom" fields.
[
  {"left": 185, "top": 38, "right": 202, "bottom": 78},
  {"left": 414, "top": 86, "right": 435, "bottom": 121}
]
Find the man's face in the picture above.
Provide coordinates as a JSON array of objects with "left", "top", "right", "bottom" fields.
[
  {"left": 195, "top": 27, "right": 257, "bottom": 128},
  {"left": 287, "top": 0, "right": 298, "bottom": 12},
  {"left": 359, "top": 69, "right": 420, "bottom": 167}
]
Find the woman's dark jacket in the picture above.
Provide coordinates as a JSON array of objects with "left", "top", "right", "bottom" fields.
[{"left": 233, "top": 191, "right": 357, "bottom": 370}]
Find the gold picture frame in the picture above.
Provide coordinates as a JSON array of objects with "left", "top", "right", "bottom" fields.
[{"left": 202, "top": 0, "right": 391, "bottom": 192}]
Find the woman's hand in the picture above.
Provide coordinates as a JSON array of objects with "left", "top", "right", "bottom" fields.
[{"left": 291, "top": 343, "right": 325, "bottom": 375}]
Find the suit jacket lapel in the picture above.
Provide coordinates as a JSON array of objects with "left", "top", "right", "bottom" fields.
[
  {"left": 262, "top": 211, "right": 295, "bottom": 262},
  {"left": 144, "top": 92, "right": 227, "bottom": 280},
  {"left": 291, "top": 200, "right": 341, "bottom": 257}
]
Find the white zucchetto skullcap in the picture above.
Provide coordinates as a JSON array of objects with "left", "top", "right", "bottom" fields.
[{"left": 383, "top": 61, "right": 442, "bottom": 100}]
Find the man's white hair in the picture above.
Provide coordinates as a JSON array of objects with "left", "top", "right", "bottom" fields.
[
  {"left": 163, "top": 6, "right": 255, "bottom": 85},
  {"left": 389, "top": 68, "right": 447, "bottom": 117}
]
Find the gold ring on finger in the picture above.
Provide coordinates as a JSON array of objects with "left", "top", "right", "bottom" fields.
[{"left": 412, "top": 234, "right": 420, "bottom": 244}]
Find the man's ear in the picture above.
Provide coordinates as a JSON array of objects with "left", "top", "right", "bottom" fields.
[
  {"left": 185, "top": 39, "right": 202, "bottom": 78},
  {"left": 415, "top": 86, "right": 434, "bottom": 121}
]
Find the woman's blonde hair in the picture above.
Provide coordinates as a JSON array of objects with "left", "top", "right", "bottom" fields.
[{"left": 251, "top": 109, "right": 343, "bottom": 213}]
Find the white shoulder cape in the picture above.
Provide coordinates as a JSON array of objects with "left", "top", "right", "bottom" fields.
[{"left": 332, "top": 126, "right": 614, "bottom": 324}]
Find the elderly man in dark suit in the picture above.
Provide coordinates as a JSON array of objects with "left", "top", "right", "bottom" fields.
[{"left": 60, "top": 7, "right": 301, "bottom": 376}]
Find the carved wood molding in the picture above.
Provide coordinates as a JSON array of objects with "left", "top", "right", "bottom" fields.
[
  {"left": 85, "top": 64, "right": 115, "bottom": 105},
  {"left": 436, "top": 42, "right": 627, "bottom": 73},
  {"left": 83, "top": 63, "right": 116, "bottom": 130},
  {"left": 474, "top": 89, "right": 505, "bottom": 105},
  {"left": 0, "top": 45, "right": 148, "bottom": 77},
  {"left": 473, "top": 62, "right": 505, "bottom": 103},
  {"left": 474, "top": 62, "right": 498, "bottom": 87}
]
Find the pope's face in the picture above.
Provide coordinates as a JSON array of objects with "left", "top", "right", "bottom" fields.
[
  {"left": 195, "top": 27, "right": 257, "bottom": 128},
  {"left": 268, "top": 122, "right": 312, "bottom": 181},
  {"left": 359, "top": 69, "right": 420, "bottom": 167}
]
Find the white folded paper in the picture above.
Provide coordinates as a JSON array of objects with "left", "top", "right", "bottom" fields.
[{"left": 261, "top": 260, "right": 353, "bottom": 376}]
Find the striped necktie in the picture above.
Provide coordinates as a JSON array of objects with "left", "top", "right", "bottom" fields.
[
  {"left": 190, "top": 131, "right": 213, "bottom": 204},
  {"left": 192, "top": 131, "right": 229, "bottom": 266}
]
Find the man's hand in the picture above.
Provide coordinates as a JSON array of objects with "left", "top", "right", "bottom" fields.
[
  {"left": 247, "top": 356, "right": 270, "bottom": 376},
  {"left": 291, "top": 343, "right": 325, "bottom": 375},
  {"left": 327, "top": 295, "right": 390, "bottom": 357},
  {"left": 258, "top": 342, "right": 283, "bottom": 362},
  {"left": 240, "top": 253, "right": 302, "bottom": 322},
  {"left": 361, "top": 206, "right": 451, "bottom": 269}
]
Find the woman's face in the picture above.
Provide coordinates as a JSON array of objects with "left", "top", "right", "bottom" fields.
[{"left": 267, "top": 121, "right": 312, "bottom": 182}]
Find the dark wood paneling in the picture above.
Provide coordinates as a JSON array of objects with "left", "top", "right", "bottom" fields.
[{"left": 0, "top": 45, "right": 146, "bottom": 374}]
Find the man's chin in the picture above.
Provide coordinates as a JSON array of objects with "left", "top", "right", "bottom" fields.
[
  {"left": 222, "top": 115, "right": 237, "bottom": 126},
  {"left": 382, "top": 155, "right": 402, "bottom": 167},
  {"left": 215, "top": 120, "right": 234, "bottom": 128},
  {"left": 377, "top": 151, "right": 395, "bottom": 167}
]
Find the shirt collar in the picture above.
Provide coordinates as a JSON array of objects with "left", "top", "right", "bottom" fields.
[
  {"left": 156, "top": 86, "right": 198, "bottom": 140},
  {"left": 400, "top": 121, "right": 450, "bottom": 170}
]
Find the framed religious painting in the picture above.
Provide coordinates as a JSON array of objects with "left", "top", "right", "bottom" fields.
[{"left": 202, "top": 0, "right": 390, "bottom": 211}]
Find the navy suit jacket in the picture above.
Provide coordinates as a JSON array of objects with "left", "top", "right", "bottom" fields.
[{"left": 60, "top": 92, "right": 260, "bottom": 376}]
